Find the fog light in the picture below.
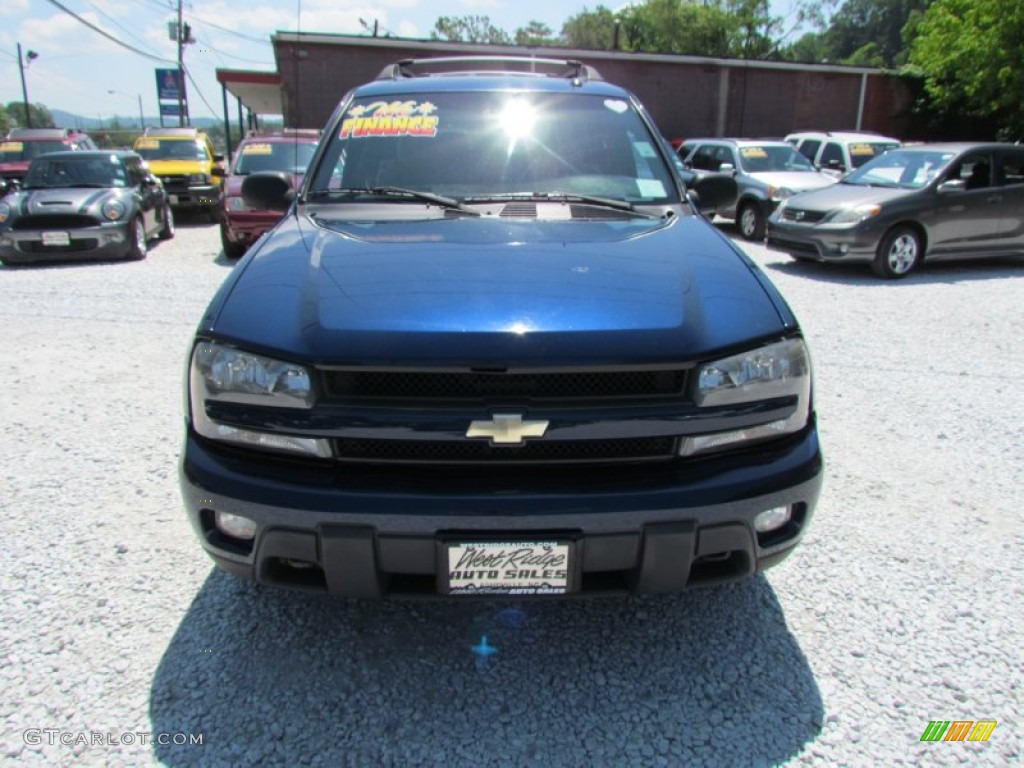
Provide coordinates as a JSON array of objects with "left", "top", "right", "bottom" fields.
[
  {"left": 754, "top": 506, "right": 791, "bottom": 533},
  {"left": 214, "top": 511, "right": 257, "bottom": 540}
]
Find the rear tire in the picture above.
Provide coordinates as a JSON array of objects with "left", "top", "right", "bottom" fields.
[
  {"left": 126, "top": 216, "right": 147, "bottom": 261},
  {"left": 872, "top": 226, "right": 921, "bottom": 279},
  {"left": 220, "top": 223, "right": 246, "bottom": 259},
  {"left": 158, "top": 202, "right": 175, "bottom": 240},
  {"left": 738, "top": 201, "right": 765, "bottom": 241}
]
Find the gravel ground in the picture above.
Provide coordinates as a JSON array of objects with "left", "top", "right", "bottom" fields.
[{"left": 0, "top": 216, "right": 1021, "bottom": 767}]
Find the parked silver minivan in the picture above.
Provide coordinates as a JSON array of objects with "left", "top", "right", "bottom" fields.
[{"left": 678, "top": 138, "right": 835, "bottom": 240}]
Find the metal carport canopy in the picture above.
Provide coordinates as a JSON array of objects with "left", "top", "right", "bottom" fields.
[{"left": 215, "top": 69, "right": 283, "bottom": 116}]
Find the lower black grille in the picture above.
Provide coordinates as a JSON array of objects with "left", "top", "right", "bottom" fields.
[
  {"left": 334, "top": 436, "right": 677, "bottom": 464},
  {"left": 25, "top": 239, "right": 98, "bottom": 252},
  {"left": 13, "top": 214, "right": 96, "bottom": 230},
  {"left": 781, "top": 208, "right": 826, "bottom": 223},
  {"left": 323, "top": 369, "right": 687, "bottom": 401}
]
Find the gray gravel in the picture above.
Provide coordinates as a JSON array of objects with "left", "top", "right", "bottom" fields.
[{"left": 1, "top": 217, "right": 1021, "bottom": 767}]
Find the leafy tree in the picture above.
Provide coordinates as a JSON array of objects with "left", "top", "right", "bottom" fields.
[
  {"left": 5, "top": 102, "right": 55, "bottom": 129},
  {"left": 909, "top": 0, "right": 1024, "bottom": 137},
  {"left": 824, "top": 0, "right": 933, "bottom": 68},
  {"left": 514, "top": 21, "right": 557, "bottom": 46},
  {"left": 0, "top": 105, "right": 9, "bottom": 134},
  {"left": 431, "top": 15, "right": 511, "bottom": 44},
  {"left": 561, "top": 5, "right": 619, "bottom": 49}
]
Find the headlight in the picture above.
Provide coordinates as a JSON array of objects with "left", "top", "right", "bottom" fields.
[
  {"left": 0, "top": 202, "right": 9, "bottom": 224},
  {"left": 189, "top": 173, "right": 209, "bottom": 184},
  {"left": 768, "top": 186, "right": 794, "bottom": 201},
  {"left": 680, "top": 338, "right": 811, "bottom": 457},
  {"left": 227, "top": 196, "right": 247, "bottom": 211},
  {"left": 189, "top": 341, "right": 331, "bottom": 457},
  {"left": 824, "top": 204, "right": 881, "bottom": 224},
  {"left": 101, "top": 200, "right": 126, "bottom": 221}
]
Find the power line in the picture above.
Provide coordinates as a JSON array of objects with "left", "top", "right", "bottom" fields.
[
  {"left": 85, "top": 0, "right": 155, "bottom": 53},
  {"left": 43, "top": 0, "right": 176, "bottom": 64}
]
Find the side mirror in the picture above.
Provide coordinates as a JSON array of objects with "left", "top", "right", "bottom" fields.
[
  {"left": 718, "top": 162, "right": 736, "bottom": 175},
  {"left": 937, "top": 179, "right": 967, "bottom": 194},
  {"left": 827, "top": 159, "right": 844, "bottom": 171},
  {"left": 213, "top": 154, "right": 225, "bottom": 164},
  {"left": 241, "top": 171, "right": 293, "bottom": 212},
  {"left": 687, "top": 172, "right": 738, "bottom": 212},
  {"left": 211, "top": 166, "right": 225, "bottom": 179}
]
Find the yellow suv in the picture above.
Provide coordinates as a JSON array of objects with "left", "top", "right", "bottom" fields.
[{"left": 133, "top": 127, "right": 223, "bottom": 220}]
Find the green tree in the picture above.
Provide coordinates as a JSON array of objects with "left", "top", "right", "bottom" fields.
[
  {"left": 5, "top": 101, "right": 54, "bottom": 129},
  {"left": 824, "top": 0, "right": 933, "bottom": 67},
  {"left": 430, "top": 15, "right": 511, "bottom": 44},
  {"left": 909, "top": 0, "right": 1024, "bottom": 137},
  {"left": 514, "top": 20, "right": 557, "bottom": 46},
  {"left": 0, "top": 105, "right": 9, "bottom": 134},
  {"left": 561, "top": 5, "right": 619, "bottom": 49}
]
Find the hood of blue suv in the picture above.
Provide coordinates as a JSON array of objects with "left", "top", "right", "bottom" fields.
[{"left": 205, "top": 212, "right": 789, "bottom": 366}]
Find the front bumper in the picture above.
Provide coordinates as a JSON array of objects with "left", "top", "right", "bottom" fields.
[
  {"left": 180, "top": 425, "right": 823, "bottom": 598},
  {"left": 0, "top": 222, "right": 131, "bottom": 263},
  {"left": 163, "top": 184, "right": 221, "bottom": 210},
  {"left": 765, "top": 218, "right": 880, "bottom": 262}
]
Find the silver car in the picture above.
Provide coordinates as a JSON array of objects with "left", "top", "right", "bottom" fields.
[{"left": 679, "top": 139, "right": 835, "bottom": 240}]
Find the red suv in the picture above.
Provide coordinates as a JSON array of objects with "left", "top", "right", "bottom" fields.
[
  {"left": 0, "top": 128, "right": 97, "bottom": 196},
  {"left": 217, "top": 130, "right": 319, "bottom": 258}
]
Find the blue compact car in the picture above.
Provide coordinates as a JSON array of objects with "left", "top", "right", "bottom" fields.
[{"left": 179, "top": 56, "right": 823, "bottom": 598}]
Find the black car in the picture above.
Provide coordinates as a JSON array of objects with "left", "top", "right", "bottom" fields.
[
  {"left": 179, "top": 56, "right": 823, "bottom": 598},
  {"left": 766, "top": 142, "right": 1024, "bottom": 278},
  {"left": 0, "top": 150, "right": 174, "bottom": 265}
]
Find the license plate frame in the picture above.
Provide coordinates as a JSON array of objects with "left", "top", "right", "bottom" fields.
[
  {"left": 41, "top": 231, "right": 71, "bottom": 247},
  {"left": 440, "top": 537, "right": 578, "bottom": 596}
]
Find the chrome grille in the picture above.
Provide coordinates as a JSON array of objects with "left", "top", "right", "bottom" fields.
[{"left": 781, "top": 208, "right": 826, "bottom": 223}]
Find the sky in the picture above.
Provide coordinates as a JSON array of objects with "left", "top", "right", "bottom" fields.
[{"left": 0, "top": 0, "right": 804, "bottom": 124}]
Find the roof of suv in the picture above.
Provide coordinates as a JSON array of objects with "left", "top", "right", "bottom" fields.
[
  {"left": 6, "top": 127, "right": 91, "bottom": 140},
  {"left": 787, "top": 130, "right": 898, "bottom": 142}
]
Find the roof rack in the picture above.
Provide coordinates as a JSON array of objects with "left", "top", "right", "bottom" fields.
[{"left": 376, "top": 56, "right": 602, "bottom": 82}]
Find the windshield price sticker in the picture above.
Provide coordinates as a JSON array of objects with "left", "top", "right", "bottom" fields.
[
  {"left": 1, "top": 142, "right": 24, "bottom": 152},
  {"left": 340, "top": 100, "right": 439, "bottom": 139},
  {"left": 850, "top": 144, "right": 877, "bottom": 155},
  {"left": 740, "top": 147, "right": 768, "bottom": 158},
  {"left": 136, "top": 139, "right": 160, "bottom": 150},
  {"left": 242, "top": 143, "right": 273, "bottom": 155},
  {"left": 446, "top": 541, "right": 571, "bottom": 595}
]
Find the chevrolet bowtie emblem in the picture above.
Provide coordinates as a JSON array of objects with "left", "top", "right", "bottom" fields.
[{"left": 466, "top": 413, "right": 550, "bottom": 445}]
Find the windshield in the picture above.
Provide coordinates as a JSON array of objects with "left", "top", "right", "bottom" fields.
[
  {"left": 309, "top": 92, "right": 678, "bottom": 204},
  {"left": 848, "top": 141, "right": 900, "bottom": 169},
  {"left": 0, "top": 140, "right": 69, "bottom": 163},
  {"left": 737, "top": 145, "right": 816, "bottom": 173},
  {"left": 24, "top": 155, "right": 127, "bottom": 189},
  {"left": 135, "top": 139, "right": 208, "bottom": 162},
  {"left": 842, "top": 149, "right": 955, "bottom": 189},
  {"left": 233, "top": 141, "right": 318, "bottom": 175}
]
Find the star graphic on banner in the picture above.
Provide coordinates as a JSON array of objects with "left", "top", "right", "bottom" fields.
[
  {"left": 348, "top": 105, "right": 367, "bottom": 117},
  {"left": 416, "top": 102, "right": 437, "bottom": 116}
]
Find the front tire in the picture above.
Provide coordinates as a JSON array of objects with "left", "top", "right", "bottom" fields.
[
  {"left": 158, "top": 202, "right": 175, "bottom": 240},
  {"left": 126, "top": 216, "right": 147, "bottom": 261},
  {"left": 872, "top": 226, "right": 921, "bottom": 279},
  {"left": 738, "top": 201, "right": 765, "bottom": 241}
]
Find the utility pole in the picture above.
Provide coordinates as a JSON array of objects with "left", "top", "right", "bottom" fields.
[
  {"left": 176, "top": 0, "right": 185, "bottom": 126},
  {"left": 17, "top": 43, "right": 39, "bottom": 128}
]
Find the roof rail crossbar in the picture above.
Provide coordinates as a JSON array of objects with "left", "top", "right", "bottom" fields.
[{"left": 376, "top": 56, "right": 602, "bottom": 82}]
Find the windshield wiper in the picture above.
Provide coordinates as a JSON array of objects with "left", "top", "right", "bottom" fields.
[
  {"left": 462, "top": 192, "right": 663, "bottom": 218},
  {"left": 306, "top": 186, "right": 480, "bottom": 216}
]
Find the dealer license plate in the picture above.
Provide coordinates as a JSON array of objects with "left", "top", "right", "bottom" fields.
[
  {"left": 444, "top": 540, "right": 572, "bottom": 596},
  {"left": 41, "top": 231, "right": 71, "bottom": 247},
  {"left": 169, "top": 194, "right": 179, "bottom": 205}
]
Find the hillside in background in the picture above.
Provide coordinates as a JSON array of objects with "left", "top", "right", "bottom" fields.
[{"left": 51, "top": 109, "right": 222, "bottom": 130}]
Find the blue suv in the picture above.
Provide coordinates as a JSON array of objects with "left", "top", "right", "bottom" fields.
[{"left": 179, "top": 56, "right": 823, "bottom": 598}]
